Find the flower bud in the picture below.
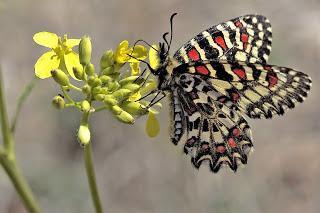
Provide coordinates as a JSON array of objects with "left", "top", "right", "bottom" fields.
[
  {"left": 94, "top": 94, "right": 105, "bottom": 101},
  {"left": 78, "top": 125, "right": 91, "bottom": 146},
  {"left": 100, "top": 75, "right": 111, "bottom": 84},
  {"left": 111, "top": 105, "right": 123, "bottom": 115},
  {"left": 100, "top": 50, "right": 114, "bottom": 70},
  {"left": 93, "top": 78, "right": 102, "bottom": 87},
  {"left": 81, "top": 100, "right": 91, "bottom": 112},
  {"left": 112, "top": 89, "right": 132, "bottom": 101},
  {"left": 51, "top": 69, "right": 70, "bottom": 86},
  {"left": 103, "top": 95, "right": 118, "bottom": 106},
  {"left": 92, "top": 86, "right": 101, "bottom": 95},
  {"left": 116, "top": 110, "right": 134, "bottom": 124},
  {"left": 101, "top": 67, "right": 115, "bottom": 76},
  {"left": 79, "top": 36, "right": 92, "bottom": 66},
  {"left": 121, "top": 101, "right": 148, "bottom": 115},
  {"left": 99, "top": 87, "right": 109, "bottom": 94},
  {"left": 52, "top": 95, "right": 65, "bottom": 109},
  {"left": 121, "top": 83, "right": 140, "bottom": 92},
  {"left": 119, "top": 76, "right": 139, "bottom": 86},
  {"left": 107, "top": 81, "right": 120, "bottom": 91},
  {"left": 73, "top": 65, "right": 84, "bottom": 80},
  {"left": 85, "top": 63, "right": 95, "bottom": 76},
  {"left": 82, "top": 84, "right": 91, "bottom": 94}
]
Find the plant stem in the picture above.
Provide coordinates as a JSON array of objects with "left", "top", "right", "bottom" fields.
[
  {"left": 11, "top": 77, "right": 38, "bottom": 132},
  {"left": 81, "top": 112, "right": 103, "bottom": 213},
  {"left": 0, "top": 68, "right": 41, "bottom": 213}
]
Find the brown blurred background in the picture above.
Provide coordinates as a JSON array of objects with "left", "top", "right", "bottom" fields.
[{"left": 0, "top": 0, "right": 319, "bottom": 212}]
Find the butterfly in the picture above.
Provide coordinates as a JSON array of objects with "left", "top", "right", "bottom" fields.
[{"left": 139, "top": 13, "right": 312, "bottom": 173}]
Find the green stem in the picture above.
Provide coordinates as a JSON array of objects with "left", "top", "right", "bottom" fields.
[
  {"left": 11, "top": 77, "right": 38, "bottom": 132},
  {"left": 0, "top": 68, "right": 41, "bottom": 213},
  {"left": 81, "top": 112, "right": 103, "bottom": 213}
]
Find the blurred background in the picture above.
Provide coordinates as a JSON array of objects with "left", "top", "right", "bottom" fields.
[{"left": 0, "top": 0, "right": 319, "bottom": 212}]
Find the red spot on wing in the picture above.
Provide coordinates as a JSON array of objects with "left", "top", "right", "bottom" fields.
[
  {"left": 200, "top": 144, "right": 210, "bottom": 152},
  {"left": 233, "top": 68, "right": 246, "bottom": 79},
  {"left": 196, "top": 65, "right": 210, "bottom": 75},
  {"left": 228, "top": 138, "right": 237, "bottom": 148},
  {"left": 188, "top": 48, "right": 200, "bottom": 61},
  {"left": 216, "top": 145, "right": 226, "bottom": 153},
  {"left": 235, "top": 20, "right": 243, "bottom": 28},
  {"left": 267, "top": 72, "right": 278, "bottom": 88},
  {"left": 214, "top": 36, "right": 227, "bottom": 50},
  {"left": 232, "top": 128, "right": 240, "bottom": 137},
  {"left": 241, "top": 33, "right": 249, "bottom": 50}
]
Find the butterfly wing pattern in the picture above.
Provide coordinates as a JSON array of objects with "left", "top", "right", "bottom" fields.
[{"left": 167, "top": 15, "right": 312, "bottom": 172}]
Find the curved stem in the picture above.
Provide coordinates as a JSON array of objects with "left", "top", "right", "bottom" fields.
[
  {"left": 81, "top": 112, "right": 103, "bottom": 213},
  {"left": 0, "top": 68, "right": 41, "bottom": 212},
  {"left": 11, "top": 77, "right": 38, "bottom": 133}
]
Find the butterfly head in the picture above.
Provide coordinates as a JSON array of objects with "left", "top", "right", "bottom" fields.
[{"left": 148, "top": 13, "right": 178, "bottom": 77}]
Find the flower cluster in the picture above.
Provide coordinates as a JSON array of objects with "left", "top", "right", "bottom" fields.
[{"left": 34, "top": 32, "right": 161, "bottom": 145}]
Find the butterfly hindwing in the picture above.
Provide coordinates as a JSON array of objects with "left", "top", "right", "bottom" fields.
[
  {"left": 173, "top": 15, "right": 272, "bottom": 64},
  {"left": 170, "top": 74, "right": 253, "bottom": 172}
]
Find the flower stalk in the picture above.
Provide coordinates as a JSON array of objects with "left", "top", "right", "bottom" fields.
[{"left": 0, "top": 68, "right": 41, "bottom": 213}]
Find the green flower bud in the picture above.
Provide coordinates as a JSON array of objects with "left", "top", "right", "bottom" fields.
[
  {"left": 119, "top": 76, "right": 139, "bottom": 86},
  {"left": 101, "top": 67, "right": 115, "bottom": 76},
  {"left": 73, "top": 65, "right": 84, "bottom": 80},
  {"left": 94, "top": 94, "right": 105, "bottom": 101},
  {"left": 92, "top": 86, "right": 101, "bottom": 95},
  {"left": 121, "top": 83, "right": 140, "bottom": 92},
  {"left": 107, "top": 81, "right": 120, "bottom": 91},
  {"left": 103, "top": 95, "right": 118, "bottom": 106},
  {"left": 79, "top": 36, "right": 92, "bottom": 66},
  {"left": 78, "top": 125, "right": 91, "bottom": 146},
  {"left": 51, "top": 69, "right": 70, "bottom": 86},
  {"left": 112, "top": 89, "right": 131, "bottom": 101},
  {"left": 121, "top": 101, "right": 148, "bottom": 115},
  {"left": 81, "top": 100, "right": 91, "bottom": 112},
  {"left": 52, "top": 95, "right": 65, "bottom": 109},
  {"left": 82, "top": 84, "right": 91, "bottom": 94},
  {"left": 87, "top": 75, "right": 98, "bottom": 86},
  {"left": 111, "top": 105, "right": 122, "bottom": 115},
  {"left": 85, "top": 63, "right": 95, "bottom": 76},
  {"left": 116, "top": 110, "right": 134, "bottom": 124},
  {"left": 99, "top": 87, "right": 109, "bottom": 94},
  {"left": 93, "top": 78, "right": 102, "bottom": 87},
  {"left": 100, "top": 50, "right": 114, "bottom": 70},
  {"left": 100, "top": 75, "right": 112, "bottom": 84}
]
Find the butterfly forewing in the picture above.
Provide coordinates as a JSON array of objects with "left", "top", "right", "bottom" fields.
[{"left": 173, "top": 15, "right": 272, "bottom": 64}]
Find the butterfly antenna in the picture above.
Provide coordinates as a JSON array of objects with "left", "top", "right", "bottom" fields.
[
  {"left": 167, "top": 12, "right": 178, "bottom": 53},
  {"left": 132, "top": 39, "right": 159, "bottom": 52},
  {"left": 162, "top": 32, "right": 170, "bottom": 48}
]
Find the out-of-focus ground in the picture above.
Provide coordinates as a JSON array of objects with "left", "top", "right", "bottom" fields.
[{"left": 0, "top": 0, "right": 319, "bottom": 212}]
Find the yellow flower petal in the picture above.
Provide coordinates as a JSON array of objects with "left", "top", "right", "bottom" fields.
[
  {"left": 34, "top": 51, "right": 60, "bottom": 79},
  {"left": 114, "top": 40, "right": 130, "bottom": 64},
  {"left": 127, "top": 45, "right": 148, "bottom": 63},
  {"left": 66, "top": 39, "right": 81, "bottom": 48},
  {"left": 146, "top": 111, "right": 160, "bottom": 137},
  {"left": 149, "top": 45, "right": 160, "bottom": 70},
  {"left": 33, "top": 32, "right": 58, "bottom": 48},
  {"left": 64, "top": 51, "right": 81, "bottom": 80},
  {"left": 129, "top": 62, "right": 140, "bottom": 75}
]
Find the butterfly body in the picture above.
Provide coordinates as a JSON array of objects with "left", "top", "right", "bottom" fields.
[{"left": 148, "top": 14, "right": 312, "bottom": 173}]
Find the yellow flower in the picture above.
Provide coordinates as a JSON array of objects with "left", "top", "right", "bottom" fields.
[
  {"left": 34, "top": 32, "right": 81, "bottom": 79},
  {"left": 129, "top": 62, "right": 141, "bottom": 76},
  {"left": 149, "top": 45, "right": 160, "bottom": 70},
  {"left": 146, "top": 111, "right": 160, "bottom": 137},
  {"left": 114, "top": 40, "right": 147, "bottom": 64}
]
